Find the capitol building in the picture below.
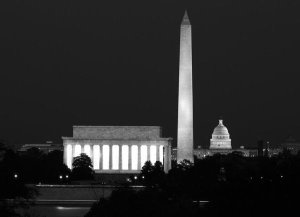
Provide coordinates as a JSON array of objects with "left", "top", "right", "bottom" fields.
[
  {"left": 194, "top": 119, "right": 255, "bottom": 158},
  {"left": 210, "top": 119, "right": 231, "bottom": 149}
]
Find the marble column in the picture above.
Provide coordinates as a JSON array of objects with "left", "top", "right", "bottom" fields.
[
  {"left": 138, "top": 145, "right": 141, "bottom": 170},
  {"left": 90, "top": 145, "right": 94, "bottom": 166},
  {"left": 63, "top": 144, "right": 67, "bottom": 167},
  {"left": 109, "top": 145, "right": 112, "bottom": 170},
  {"left": 147, "top": 145, "right": 150, "bottom": 161},
  {"left": 156, "top": 145, "right": 159, "bottom": 164},
  {"left": 128, "top": 145, "right": 132, "bottom": 170},
  {"left": 81, "top": 145, "right": 84, "bottom": 155},
  {"left": 100, "top": 145, "right": 103, "bottom": 170},
  {"left": 72, "top": 144, "right": 75, "bottom": 167},
  {"left": 119, "top": 145, "right": 122, "bottom": 171}
]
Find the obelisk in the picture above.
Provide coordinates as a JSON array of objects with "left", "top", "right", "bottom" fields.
[{"left": 177, "top": 10, "right": 194, "bottom": 163}]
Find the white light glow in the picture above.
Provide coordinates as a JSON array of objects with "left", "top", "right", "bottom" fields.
[
  {"left": 66, "top": 144, "right": 72, "bottom": 168},
  {"left": 93, "top": 145, "right": 100, "bottom": 170},
  {"left": 74, "top": 144, "right": 81, "bottom": 157},
  {"left": 140, "top": 145, "right": 147, "bottom": 168},
  {"left": 84, "top": 145, "right": 91, "bottom": 157},
  {"left": 131, "top": 145, "right": 138, "bottom": 170},
  {"left": 122, "top": 145, "right": 129, "bottom": 170},
  {"left": 102, "top": 145, "right": 109, "bottom": 170},
  {"left": 159, "top": 145, "right": 164, "bottom": 164},
  {"left": 150, "top": 145, "right": 156, "bottom": 164},
  {"left": 112, "top": 145, "right": 119, "bottom": 170}
]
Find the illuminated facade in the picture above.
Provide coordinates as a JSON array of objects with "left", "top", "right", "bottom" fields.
[
  {"left": 177, "top": 10, "right": 194, "bottom": 163},
  {"left": 193, "top": 119, "right": 257, "bottom": 158},
  {"left": 210, "top": 119, "right": 232, "bottom": 149},
  {"left": 63, "top": 126, "right": 172, "bottom": 173}
]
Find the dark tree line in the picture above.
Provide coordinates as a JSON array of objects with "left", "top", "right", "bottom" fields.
[
  {"left": 86, "top": 151, "right": 300, "bottom": 217},
  {"left": 6, "top": 147, "right": 71, "bottom": 184},
  {"left": 0, "top": 143, "right": 37, "bottom": 217},
  {"left": 0, "top": 144, "right": 95, "bottom": 216}
]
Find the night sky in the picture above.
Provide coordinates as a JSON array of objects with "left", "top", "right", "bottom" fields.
[{"left": 1, "top": 0, "right": 300, "bottom": 148}]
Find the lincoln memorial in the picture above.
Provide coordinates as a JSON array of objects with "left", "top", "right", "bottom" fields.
[{"left": 63, "top": 126, "right": 172, "bottom": 173}]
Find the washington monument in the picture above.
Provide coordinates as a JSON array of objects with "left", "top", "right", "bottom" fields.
[{"left": 177, "top": 11, "right": 194, "bottom": 163}]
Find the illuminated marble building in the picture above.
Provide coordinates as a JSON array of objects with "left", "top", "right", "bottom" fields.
[
  {"left": 193, "top": 119, "right": 254, "bottom": 158},
  {"left": 63, "top": 126, "right": 172, "bottom": 173},
  {"left": 210, "top": 119, "right": 231, "bottom": 149}
]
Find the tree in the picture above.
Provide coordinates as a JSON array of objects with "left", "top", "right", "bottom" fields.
[
  {"left": 139, "top": 161, "right": 165, "bottom": 186},
  {"left": 43, "top": 150, "right": 71, "bottom": 183},
  {"left": 140, "top": 161, "right": 153, "bottom": 186},
  {"left": 71, "top": 153, "right": 94, "bottom": 180},
  {"left": 20, "top": 147, "right": 45, "bottom": 183}
]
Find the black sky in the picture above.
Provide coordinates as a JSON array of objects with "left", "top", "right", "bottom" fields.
[{"left": 1, "top": 0, "right": 300, "bottom": 148}]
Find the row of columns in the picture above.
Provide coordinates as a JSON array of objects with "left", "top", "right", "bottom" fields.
[{"left": 64, "top": 144, "right": 165, "bottom": 172}]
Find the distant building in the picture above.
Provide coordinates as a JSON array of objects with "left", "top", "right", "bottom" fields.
[
  {"left": 210, "top": 119, "right": 231, "bottom": 149},
  {"left": 62, "top": 126, "right": 172, "bottom": 174},
  {"left": 172, "top": 118, "right": 300, "bottom": 161},
  {"left": 18, "top": 141, "right": 63, "bottom": 153},
  {"left": 171, "top": 148, "right": 177, "bottom": 161},
  {"left": 257, "top": 140, "right": 264, "bottom": 157},
  {"left": 194, "top": 119, "right": 256, "bottom": 159},
  {"left": 257, "top": 136, "right": 300, "bottom": 157},
  {"left": 280, "top": 136, "right": 300, "bottom": 155}
]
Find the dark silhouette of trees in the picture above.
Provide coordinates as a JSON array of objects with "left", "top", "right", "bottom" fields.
[
  {"left": 17, "top": 148, "right": 70, "bottom": 184},
  {"left": 86, "top": 153, "right": 300, "bottom": 217},
  {"left": 85, "top": 188, "right": 200, "bottom": 217},
  {"left": 139, "top": 161, "right": 165, "bottom": 186},
  {"left": 71, "top": 153, "right": 94, "bottom": 180},
  {"left": 43, "top": 150, "right": 71, "bottom": 183},
  {"left": 0, "top": 143, "right": 37, "bottom": 216}
]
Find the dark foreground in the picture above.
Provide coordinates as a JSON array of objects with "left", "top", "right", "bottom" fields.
[{"left": 18, "top": 205, "right": 90, "bottom": 217}]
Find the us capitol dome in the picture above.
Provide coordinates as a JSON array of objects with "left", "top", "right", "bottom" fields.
[{"left": 210, "top": 119, "right": 232, "bottom": 149}]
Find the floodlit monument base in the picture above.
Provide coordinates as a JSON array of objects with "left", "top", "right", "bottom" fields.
[{"left": 62, "top": 126, "right": 172, "bottom": 174}]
